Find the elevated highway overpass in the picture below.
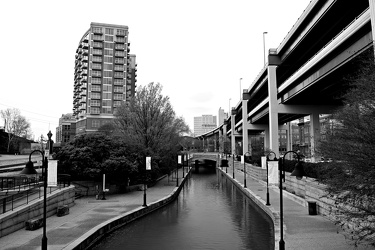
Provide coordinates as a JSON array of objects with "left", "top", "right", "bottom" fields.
[{"left": 197, "top": 0, "right": 375, "bottom": 162}]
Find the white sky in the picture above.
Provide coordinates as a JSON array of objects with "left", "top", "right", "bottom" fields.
[{"left": 0, "top": 0, "right": 311, "bottom": 141}]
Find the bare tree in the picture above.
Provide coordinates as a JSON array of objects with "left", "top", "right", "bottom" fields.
[{"left": 1, "top": 108, "right": 31, "bottom": 153}]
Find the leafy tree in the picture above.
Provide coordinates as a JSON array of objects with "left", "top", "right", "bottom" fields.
[
  {"left": 0, "top": 108, "right": 31, "bottom": 153},
  {"left": 56, "top": 133, "right": 138, "bottom": 183},
  {"left": 114, "top": 82, "right": 189, "bottom": 176},
  {"left": 318, "top": 50, "right": 375, "bottom": 247}
]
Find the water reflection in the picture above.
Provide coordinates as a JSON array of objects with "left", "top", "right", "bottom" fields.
[{"left": 92, "top": 169, "right": 273, "bottom": 250}]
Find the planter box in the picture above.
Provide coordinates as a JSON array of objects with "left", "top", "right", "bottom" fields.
[
  {"left": 25, "top": 218, "right": 43, "bottom": 231},
  {"left": 56, "top": 205, "right": 69, "bottom": 217}
]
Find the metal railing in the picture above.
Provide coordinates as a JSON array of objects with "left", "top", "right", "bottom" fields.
[{"left": 0, "top": 174, "right": 71, "bottom": 215}]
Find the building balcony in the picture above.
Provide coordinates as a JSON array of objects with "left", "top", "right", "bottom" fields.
[
  {"left": 92, "top": 35, "right": 103, "bottom": 41},
  {"left": 115, "top": 37, "right": 126, "bottom": 43},
  {"left": 114, "top": 73, "right": 124, "bottom": 78},
  {"left": 92, "top": 49, "right": 102, "bottom": 55},
  {"left": 114, "top": 58, "right": 125, "bottom": 64},
  {"left": 93, "top": 28, "right": 103, "bottom": 34},
  {"left": 82, "top": 77, "right": 88, "bottom": 82},
  {"left": 92, "top": 42, "right": 102, "bottom": 48},
  {"left": 115, "top": 52, "right": 125, "bottom": 57},
  {"left": 82, "top": 63, "right": 88, "bottom": 69},
  {"left": 115, "top": 44, "right": 125, "bottom": 50},
  {"left": 82, "top": 43, "right": 88, "bottom": 49},
  {"left": 82, "top": 56, "right": 88, "bottom": 62},
  {"left": 114, "top": 66, "right": 124, "bottom": 71},
  {"left": 82, "top": 70, "right": 87, "bottom": 75}
]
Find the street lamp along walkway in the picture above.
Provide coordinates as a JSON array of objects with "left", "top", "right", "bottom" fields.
[
  {"left": 278, "top": 150, "right": 306, "bottom": 250},
  {"left": 19, "top": 130, "right": 53, "bottom": 250}
]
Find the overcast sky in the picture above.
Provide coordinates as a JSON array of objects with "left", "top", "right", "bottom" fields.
[{"left": 0, "top": 0, "right": 311, "bottom": 141}]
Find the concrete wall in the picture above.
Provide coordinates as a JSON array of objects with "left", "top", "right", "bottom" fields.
[
  {"left": 283, "top": 173, "right": 334, "bottom": 218},
  {"left": 0, "top": 186, "right": 75, "bottom": 237}
]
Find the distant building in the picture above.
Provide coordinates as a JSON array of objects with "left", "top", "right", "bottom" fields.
[
  {"left": 54, "top": 113, "right": 76, "bottom": 150},
  {"left": 194, "top": 115, "right": 217, "bottom": 136},
  {"left": 73, "top": 22, "right": 136, "bottom": 135},
  {"left": 218, "top": 108, "right": 227, "bottom": 126}
]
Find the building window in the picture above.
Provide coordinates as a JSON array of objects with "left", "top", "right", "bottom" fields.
[
  {"left": 92, "top": 63, "right": 102, "bottom": 70},
  {"left": 92, "top": 56, "right": 102, "bottom": 62},
  {"left": 114, "top": 86, "right": 123, "bottom": 93},
  {"left": 105, "top": 28, "right": 114, "bottom": 35},
  {"left": 115, "top": 51, "right": 125, "bottom": 57},
  {"left": 114, "top": 58, "right": 124, "bottom": 64},
  {"left": 92, "top": 35, "right": 103, "bottom": 40},
  {"left": 90, "top": 93, "right": 101, "bottom": 99},
  {"left": 103, "top": 78, "right": 112, "bottom": 85},
  {"left": 116, "top": 29, "right": 126, "bottom": 36},
  {"left": 92, "top": 71, "right": 101, "bottom": 77},
  {"left": 114, "top": 79, "right": 124, "bottom": 85},
  {"left": 102, "top": 100, "right": 112, "bottom": 106},
  {"left": 93, "top": 42, "right": 102, "bottom": 48},
  {"left": 104, "top": 56, "right": 113, "bottom": 63},
  {"left": 92, "top": 49, "right": 102, "bottom": 55},
  {"left": 92, "top": 120, "right": 100, "bottom": 127},
  {"left": 104, "top": 42, "right": 114, "bottom": 49},
  {"left": 105, "top": 35, "right": 113, "bottom": 42},
  {"left": 103, "top": 71, "right": 113, "bottom": 77},
  {"left": 114, "top": 94, "right": 123, "bottom": 100},
  {"left": 104, "top": 49, "right": 113, "bottom": 56},
  {"left": 104, "top": 64, "right": 112, "bottom": 70},
  {"left": 90, "top": 100, "right": 100, "bottom": 106},
  {"left": 103, "top": 93, "right": 112, "bottom": 99},
  {"left": 113, "top": 100, "right": 122, "bottom": 107},
  {"left": 103, "top": 84, "right": 112, "bottom": 92},
  {"left": 92, "top": 27, "right": 102, "bottom": 33},
  {"left": 102, "top": 107, "right": 112, "bottom": 114},
  {"left": 115, "top": 44, "right": 125, "bottom": 50},
  {"left": 91, "top": 108, "right": 100, "bottom": 115},
  {"left": 91, "top": 85, "right": 101, "bottom": 91},
  {"left": 91, "top": 78, "right": 101, "bottom": 84},
  {"left": 116, "top": 37, "right": 125, "bottom": 43},
  {"left": 114, "top": 72, "right": 124, "bottom": 78}
]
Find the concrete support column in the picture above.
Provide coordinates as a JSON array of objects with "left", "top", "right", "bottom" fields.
[
  {"left": 242, "top": 99, "right": 249, "bottom": 155},
  {"left": 287, "top": 122, "right": 292, "bottom": 152},
  {"left": 219, "top": 129, "right": 223, "bottom": 153},
  {"left": 267, "top": 65, "right": 279, "bottom": 157},
  {"left": 231, "top": 109, "right": 236, "bottom": 155},
  {"left": 310, "top": 112, "right": 321, "bottom": 162},
  {"left": 223, "top": 120, "right": 228, "bottom": 153},
  {"left": 264, "top": 127, "right": 270, "bottom": 150}
]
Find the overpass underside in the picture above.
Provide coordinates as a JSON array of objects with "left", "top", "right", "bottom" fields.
[{"left": 198, "top": 0, "right": 375, "bottom": 162}]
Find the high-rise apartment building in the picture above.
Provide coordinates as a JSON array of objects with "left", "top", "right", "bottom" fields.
[
  {"left": 73, "top": 22, "right": 136, "bottom": 134},
  {"left": 194, "top": 115, "right": 217, "bottom": 136}
]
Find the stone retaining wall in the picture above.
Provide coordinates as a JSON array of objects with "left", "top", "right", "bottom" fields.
[{"left": 0, "top": 186, "right": 75, "bottom": 237}]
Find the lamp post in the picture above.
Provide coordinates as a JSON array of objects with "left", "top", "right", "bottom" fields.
[
  {"left": 21, "top": 131, "right": 52, "bottom": 250},
  {"left": 279, "top": 150, "right": 306, "bottom": 250},
  {"left": 232, "top": 154, "right": 235, "bottom": 179},
  {"left": 177, "top": 155, "right": 181, "bottom": 187},
  {"left": 263, "top": 32, "right": 268, "bottom": 65},
  {"left": 266, "top": 151, "right": 278, "bottom": 206},
  {"left": 243, "top": 152, "right": 251, "bottom": 188},
  {"left": 228, "top": 98, "right": 231, "bottom": 119}
]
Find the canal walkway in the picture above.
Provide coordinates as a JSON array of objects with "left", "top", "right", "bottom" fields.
[{"left": 0, "top": 155, "right": 372, "bottom": 250}]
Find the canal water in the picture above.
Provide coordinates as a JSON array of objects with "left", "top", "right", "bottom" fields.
[{"left": 91, "top": 168, "right": 274, "bottom": 250}]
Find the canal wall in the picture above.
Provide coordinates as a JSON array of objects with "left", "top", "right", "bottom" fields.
[{"left": 67, "top": 168, "right": 192, "bottom": 250}]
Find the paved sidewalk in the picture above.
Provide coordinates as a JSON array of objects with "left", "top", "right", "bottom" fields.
[
  {"left": 0, "top": 168, "right": 187, "bottom": 250},
  {"left": 223, "top": 158, "right": 373, "bottom": 250}
]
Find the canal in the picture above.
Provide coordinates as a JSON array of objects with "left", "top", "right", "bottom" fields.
[{"left": 91, "top": 167, "right": 274, "bottom": 250}]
